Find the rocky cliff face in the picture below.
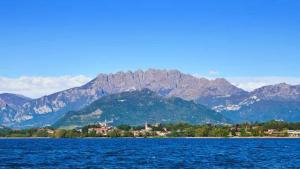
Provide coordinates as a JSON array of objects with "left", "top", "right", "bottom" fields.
[
  {"left": 87, "top": 69, "right": 245, "bottom": 100},
  {"left": 1, "top": 69, "right": 245, "bottom": 128}
]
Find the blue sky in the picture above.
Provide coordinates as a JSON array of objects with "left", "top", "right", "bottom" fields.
[{"left": 1, "top": 0, "right": 300, "bottom": 97}]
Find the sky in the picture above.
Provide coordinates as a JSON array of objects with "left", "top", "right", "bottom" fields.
[{"left": 1, "top": 0, "right": 300, "bottom": 98}]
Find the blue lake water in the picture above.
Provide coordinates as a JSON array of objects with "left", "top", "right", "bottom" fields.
[{"left": 0, "top": 138, "right": 299, "bottom": 169}]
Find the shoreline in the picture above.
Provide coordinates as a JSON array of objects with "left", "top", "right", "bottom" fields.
[{"left": 1, "top": 136, "right": 300, "bottom": 139}]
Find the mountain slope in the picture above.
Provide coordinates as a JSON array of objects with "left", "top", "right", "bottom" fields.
[
  {"left": 0, "top": 93, "right": 31, "bottom": 109},
  {"left": 222, "top": 100, "right": 300, "bottom": 123},
  {"left": 1, "top": 69, "right": 243, "bottom": 128},
  {"left": 251, "top": 83, "right": 300, "bottom": 101},
  {"left": 213, "top": 84, "right": 300, "bottom": 123},
  {"left": 0, "top": 94, "right": 32, "bottom": 126},
  {"left": 54, "top": 89, "right": 229, "bottom": 129}
]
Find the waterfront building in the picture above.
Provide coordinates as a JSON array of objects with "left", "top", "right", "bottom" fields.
[
  {"left": 287, "top": 130, "right": 300, "bottom": 137},
  {"left": 88, "top": 120, "right": 112, "bottom": 136}
]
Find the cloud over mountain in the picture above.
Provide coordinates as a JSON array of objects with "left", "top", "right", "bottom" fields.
[{"left": 0, "top": 75, "right": 91, "bottom": 98}]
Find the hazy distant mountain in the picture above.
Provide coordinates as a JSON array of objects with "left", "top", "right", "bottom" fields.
[
  {"left": 1, "top": 69, "right": 244, "bottom": 128},
  {"left": 222, "top": 100, "right": 300, "bottom": 123},
  {"left": 54, "top": 89, "right": 229, "bottom": 129},
  {"left": 251, "top": 83, "right": 300, "bottom": 101},
  {"left": 212, "top": 84, "right": 300, "bottom": 123}
]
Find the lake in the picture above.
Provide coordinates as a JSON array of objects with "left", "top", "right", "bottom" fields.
[{"left": 0, "top": 138, "right": 299, "bottom": 168}]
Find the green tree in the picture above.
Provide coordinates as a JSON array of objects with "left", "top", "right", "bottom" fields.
[
  {"left": 122, "top": 131, "right": 134, "bottom": 137},
  {"left": 107, "top": 129, "right": 121, "bottom": 137},
  {"left": 36, "top": 130, "right": 49, "bottom": 137},
  {"left": 117, "top": 124, "right": 131, "bottom": 131},
  {"left": 54, "top": 129, "right": 67, "bottom": 138}
]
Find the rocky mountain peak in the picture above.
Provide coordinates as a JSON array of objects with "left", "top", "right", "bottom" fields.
[
  {"left": 90, "top": 69, "right": 244, "bottom": 100},
  {"left": 276, "top": 82, "right": 289, "bottom": 86}
]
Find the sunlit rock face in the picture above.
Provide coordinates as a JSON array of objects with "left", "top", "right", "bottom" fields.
[{"left": 88, "top": 69, "right": 245, "bottom": 100}]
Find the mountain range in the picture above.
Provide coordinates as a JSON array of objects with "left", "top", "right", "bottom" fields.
[{"left": 1, "top": 69, "right": 300, "bottom": 129}]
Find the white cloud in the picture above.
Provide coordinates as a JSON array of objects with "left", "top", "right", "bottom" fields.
[
  {"left": 0, "top": 75, "right": 92, "bottom": 98},
  {"left": 228, "top": 77, "right": 300, "bottom": 91}
]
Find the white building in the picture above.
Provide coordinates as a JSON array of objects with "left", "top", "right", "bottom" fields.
[{"left": 287, "top": 130, "right": 300, "bottom": 137}]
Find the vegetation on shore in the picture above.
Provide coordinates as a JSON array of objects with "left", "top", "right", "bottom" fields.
[{"left": 1, "top": 120, "right": 300, "bottom": 138}]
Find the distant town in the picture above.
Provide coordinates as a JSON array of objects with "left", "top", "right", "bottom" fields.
[{"left": 1, "top": 120, "right": 300, "bottom": 138}]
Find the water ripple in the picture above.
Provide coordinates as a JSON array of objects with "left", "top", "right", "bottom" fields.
[{"left": 0, "top": 138, "right": 299, "bottom": 168}]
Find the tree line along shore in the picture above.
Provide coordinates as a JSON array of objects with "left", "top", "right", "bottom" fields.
[{"left": 1, "top": 120, "right": 300, "bottom": 138}]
